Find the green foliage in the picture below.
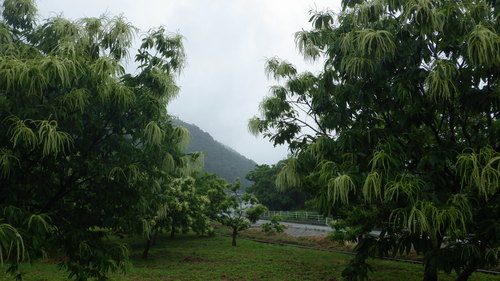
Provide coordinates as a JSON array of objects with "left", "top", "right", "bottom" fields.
[
  {"left": 60, "top": 231, "right": 130, "bottom": 281},
  {"left": 466, "top": 24, "right": 499, "bottom": 68},
  {"left": 250, "top": 0, "right": 499, "bottom": 280},
  {"left": 275, "top": 158, "right": 303, "bottom": 190},
  {"left": 217, "top": 180, "right": 267, "bottom": 246},
  {"left": 246, "top": 161, "right": 309, "bottom": 211},
  {"left": 139, "top": 175, "right": 222, "bottom": 259},
  {"left": 457, "top": 146, "right": 500, "bottom": 199},
  {"left": 191, "top": 172, "right": 229, "bottom": 221},
  {"left": 0, "top": 0, "right": 192, "bottom": 279},
  {"left": 0, "top": 206, "right": 53, "bottom": 280},
  {"left": 1, "top": 0, "right": 36, "bottom": 31},
  {"left": 0, "top": 224, "right": 24, "bottom": 265},
  {"left": 164, "top": 177, "right": 211, "bottom": 237},
  {"left": 260, "top": 222, "right": 273, "bottom": 233},
  {"left": 261, "top": 215, "right": 286, "bottom": 233}
]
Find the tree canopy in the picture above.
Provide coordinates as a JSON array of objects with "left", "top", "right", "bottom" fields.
[
  {"left": 0, "top": 0, "right": 194, "bottom": 279},
  {"left": 217, "top": 180, "right": 267, "bottom": 246},
  {"left": 245, "top": 160, "right": 309, "bottom": 211},
  {"left": 250, "top": 1, "right": 499, "bottom": 280},
  {"left": 140, "top": 174, "right": 224, "bottom": 259}
]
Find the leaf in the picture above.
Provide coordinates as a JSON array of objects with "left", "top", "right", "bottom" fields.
[
  {"left": 111, "top": 84, "right": 135, "bottom": 108},
  {"left": 35, "top": 119, "right": 73, "bottom": 156},
  {"left": 173, "top": 126, "right": 191, "bottom": 150},
  {"left": 356, "top": 29, "right": 395, "bottom": 59},
  {"left": 424, "top": 60, "right": 458, "bottom": 101},
  {"left": 404, "top": 0, "right": 444, "bottom": 36},
  {"left": 0, "top": 223, "right": 25, "bottom": 264},
  {"left": 247, "top": 117, "right": 262, "bottom": 136},
  {"left": 363, "top": 171, "right": 382, "bottom": 203},
  {"left": 7, "top": 116, "right": 37, "bottom": 149},
  {"left": 275, "top": 159, "right": 303, "bottom": 190},
  {"left": 340, "top": 55, "right": 375, "bottom": 77},
  {"left": 27, "top": 214, "right": 52, "bottom": 233},
  {"left": 0, "top": 149, "right": 19, "bottom": 179},
  {"left": 264, "top": 57, "right": 297, "bottom": 81},
  {"left": 457, "top": 147, "right": 500, "bottom": 199},
  {"left": 59, "top": 89, "right": 90, "bottom": 112},
  {"left": 467, "top": 24, "right": 499, "bottom": 68},
  {"left": 328, "top": 173, "right": 356, "bottom": 204},
  {"left": 40, "top": 56, "right": 73, "bottom": 88},
  {"left": 144, "top": 121, "right": 164, "bottom": 146}
]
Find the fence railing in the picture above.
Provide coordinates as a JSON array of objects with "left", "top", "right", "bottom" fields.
[{"left": 260, "top": 211, "right": 333, "bottom": 226}]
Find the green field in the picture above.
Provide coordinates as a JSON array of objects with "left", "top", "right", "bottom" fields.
[{"left": 0, "top": 234, "right": 496, "bottom": 281}]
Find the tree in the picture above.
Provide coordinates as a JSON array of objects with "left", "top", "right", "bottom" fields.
[
  {"left": 192, "top": 171, "right": 230, "bottom": 220},
  {"left": 260, "top": 214, "right": 286, "bottom": 233},
  {"left": 218, "top": 180, "right": 267, "bottom": 246},
  {"left": 246, "top": 160, "right": 309, "bottom": 211},
  {"left": 0, "top": 0, "right": 189, "bottom": 279},
  {"left": 250, "top": 1, "right": 499, "bottom": 280},
  {"left": 139, "top": 158, "right": 230, "bottom": 259},
  {"left": 140, "top": 176, "right": 213, "bottom": 259},
  {"left": 165, "top": 177, "right": 210, "bottom": 239}
]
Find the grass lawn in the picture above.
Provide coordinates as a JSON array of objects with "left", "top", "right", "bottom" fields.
[{"left": 0, "top": 234, "right": 496, "bottom": 281}]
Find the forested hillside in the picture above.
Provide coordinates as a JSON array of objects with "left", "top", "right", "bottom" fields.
[{"left": 174, "top": 119, "right": 257, "bottom": 188}]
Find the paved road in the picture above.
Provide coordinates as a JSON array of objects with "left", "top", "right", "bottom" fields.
[
  {"left": 253, "top": 220, "right": 381, "bottom": 237},
  {"left": 253, "top": 220, "right": 330, "bottom": 237}
]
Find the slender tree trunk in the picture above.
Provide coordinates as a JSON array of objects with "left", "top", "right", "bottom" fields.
[
  {"left": 152, "top": 228, "right": 159, "bottom": 246},
  {"left": 455, "top": 265, "right": 476, "bottom": 281},
  {"left": 232, "top": 228, "right": 237, "bottom": 246},
  {"left": 423, "top": 265, "right": 438, "bottom": 281},
  {"left": 170, "top": 225, "right": 175, "bottom": 238},
  {"left": 422, "top": 235, "right": 443, "bottom": 281},
  {"left": 142, "top": 236, "right": 152, "bottom": 259}
]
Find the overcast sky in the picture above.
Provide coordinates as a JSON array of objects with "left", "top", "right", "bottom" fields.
[{"left": 37, "top": 0, "right": 341, "bottom": 165}]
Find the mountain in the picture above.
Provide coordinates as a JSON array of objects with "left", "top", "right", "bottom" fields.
[{"left": 173, "top": 119, "right": 257, "bottom": 189}]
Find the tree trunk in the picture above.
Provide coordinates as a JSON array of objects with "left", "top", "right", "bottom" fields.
[
  {"left": 423, "top": 265, "right": 437, "bottom": 281},
  {"left": 142, "top": 236, "right": 152, "bottom": 259},
  {"left": 455, "top": 265, "right": 476, "bottom": 281},
  {"left": 152, "top": 228, "right": 159, "bottom": 246},
  {"left": 232, "top": 228, "right": 237, "bottom": 246},
  {"left": 170, "top": 225, "right": 175, "bottom": 238},
  {"left": 422, "top": 236, "right": 442, "bottom": 281}
]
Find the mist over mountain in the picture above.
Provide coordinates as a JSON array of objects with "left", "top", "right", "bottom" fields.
[{"left": 173, "top": 119, "right": 257, "bottom": 189}]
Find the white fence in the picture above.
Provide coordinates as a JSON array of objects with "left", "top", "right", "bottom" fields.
[{"left": 260, "top": 211, "right": 333, "bottom": 226}]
